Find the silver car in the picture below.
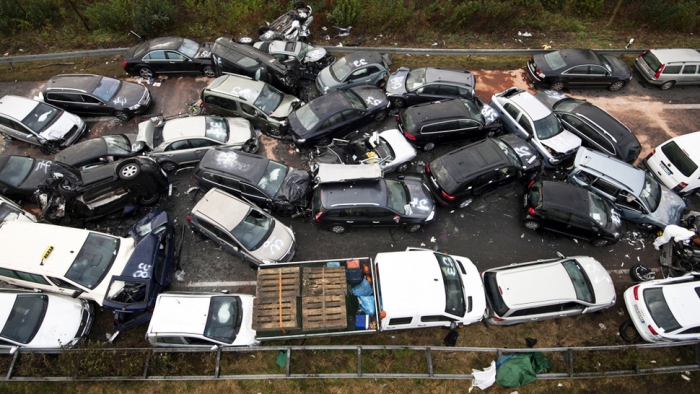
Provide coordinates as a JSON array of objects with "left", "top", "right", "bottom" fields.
[
  {"left": 490, "top": 87, "right": 581, "bottom": 168},
  {"left": 315, "top": 51, "right": 391, "bottom": 95},
  {"left": 136, "top": 115, "right": 259, "bottom": 172},
  {"left": 0, "top": 95, "right": 86, "bottom": 154},
  {"left": 188, "top": 188, "right": 296, "bottom": 266}
]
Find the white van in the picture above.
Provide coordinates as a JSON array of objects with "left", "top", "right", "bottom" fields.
[{"left": 644, "top": 131, "right": 700, "bottom": 195}]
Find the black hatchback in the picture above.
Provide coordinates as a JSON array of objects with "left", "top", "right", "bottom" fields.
[
  {"left": 522, "top": 180, "right": 622, "bottom": 247},
  {"left": 424, "top": 134, "right": 541, "bottom": 209}
]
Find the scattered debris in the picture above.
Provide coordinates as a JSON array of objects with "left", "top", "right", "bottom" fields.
[
  {"left": 174, "top": 270, "right": 185, "bottom": 281},
  {"left": 598, "top": 323, "right": 606, "bottom": 330},
  {"left": 521, "top": 233, "right": 525, "bottom": 238},
  {"left": 430, "top": 237, "right": 436, "bottom": 243},
  {"left": 185, "top": 186, "right": 199, "bottom": 194},
  {"left": 518, "top": 31, "right": 532, "bottom": 37},
  {"left": 681, "top": 374, "right": 691, "bottom": 382}
]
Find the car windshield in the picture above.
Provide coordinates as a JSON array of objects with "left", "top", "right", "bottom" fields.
[
  {"left": 65, "top": 233, "right": 120, "bottom": 290},
  {"left": 596, "top": 54, "right": 613, "bottom": 73},
  {"left": 231, "top": 209, "right": 274, "bottom": 250},
  {"left": 483, "top": 272, "right": 509, "bottom": 316},
  {"left": 341, "top": 89, "right": 365, "bottom": 110},
  {"left": 293, "top": 104, "right": 320, "bottom": 131},
  {"left": 588, "top": 193, "right": 609, "bottom": 227},
  {"left": 543, "top": 51, "right": 566, "bottom": 70},
  {"left": 435, "top": 253, "right": 466, "bottom": 317},
  {"left": 562, "top": 260, "right": 594, "bottom": 303},
  {"left": 253, "top": 84, "right": 283, "bottom": 114},
  {"left": 0, "top": 156, "right": 34, "bottom": 187},
  {"left": 178, "top": 38, "right": 199, "bottom": 58},
  {"left": 203, "top": 296, "right": 241, "bottom": 344},
  {"left": 406, "top": 68, "right": 427, "bottom": 90},
  {"left": 204, "top": 117, "right": 229, "bottom": 143},
  {"left": 400, "top": 109, "right": 417, "bottom": 133},
  {"left": 132, "top": 42, "right": 150, "bottom": 58},
  {"left": 533, "top": 113, "right": 564, "bottom": 140},
  {"left": 104, "top": 135, "right": 132, "bottom": 155},
  {"left": 0, "top": 294, "right": 48, "bottom": 344},
  {"left": 640, "top": 172, "right": 662, "bottom": 212},
  {"left": 21, "top": 102, "right": 60, "bottom": 133},
  {"left": 257, "top": 160, "right": 288, "bottom": 196},
  {"left": 92, "top": 77, "right": 121, "bottom": 102},
  {"left": 643, "top": 287, "right": 681, "bottom": 332},
  {"left": 661, "top": 141, "right": 698, "bottom": 177},
  {"left": 330, "top": 56, "right": 351, "bottom": 81},
  {"left": 460, "top": 98, "right": 485, "bottom": 124},
  {"left": 552, "top": 98, "right": 585, "bottom": 112},
  {"left": 385, "top": 180, "right": 408, "bottom": 213},
  {"left": 493, "top": 138, "right": 522, "bottom": 167}
]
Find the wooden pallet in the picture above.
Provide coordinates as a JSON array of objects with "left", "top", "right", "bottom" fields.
[
  {"left": 301, "top": 294, "right": 347, "bottom": 331},
  {"left": 256, "top": 267, "right": 300, "bottom": 299},
  {"left": 252, "top": 297, "right": 299, "bottom": 331},
  {"left": 301, "top": 266, "right": 346, "bottom": 297}
]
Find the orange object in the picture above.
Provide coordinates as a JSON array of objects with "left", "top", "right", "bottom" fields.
[
  {"left": 365, "top": 275, "right": 372, "bottom": 283},
  {"left": 380, "top": 311, "right": 387, "bottom": 319},
  {"left": 362, "top": 265, "right": 370, "bottom": 274},
  {"left": 347, "top": 259, "right": 360, "bottom": 269}
]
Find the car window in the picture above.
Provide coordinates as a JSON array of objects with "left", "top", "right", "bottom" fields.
[
  {"left": 493, "top": 138, "right": 522, "bottom": 167},
  {"left": 236, "top": 56, "right": 259, "bottom": 67},
  {"left": 533, "top": 113, "right": 563, "bottom": 140},
  {"left": 475, "top": 172, "right": 498, "bottom": 188},
  {"left": 679, "top": 326, "right": 700, "bottom": 335},
  {"left": 565, "top": 66, "right": 588, "bottom": 74},
  {"left": 682, "top": 65, "right": 697, "bottom": 74},
  {"left": 388, "top": 317, "right": 412, "bottom": 325},
  {"left": 0, "top": 268, "right": 49, "bottom": 285},
  {"left": 104, "top": 135, "right": 132, "bottom": 155},
  {"left": 339, "top": 207, "right": 368, "bottom": 217},
  {"left": 293, "top": 104, "right": 320, "bottom": 131},
  {"left": 240, "top": 183, "right": 267, "bottom": 199},
  {"left": 591, "top": 178, "right": 618, "bottom": 196},
  {"left": 560, "top": 114, "right": 614, "bottom": 153},
  {"left": 503, "top": 103, "right": 521, "bottom": 120},
  {"left": 517, "top": 116, "right": 535, "bottom": 136},
  {"left": 616, "top": 192, "right": 644, "bottom": 212},
  {"left": 92, "top": 77, "right": 121, "bottom": 102},
  {"left": 552, "top": 98, "right": 585, "bottom": 112},
  {"left": 416, "top": 85, "right": 439, "bottom": 94},
  {"left": 321, "top": 112, "right": 345, "bottom": 130},
  {"left": 47, "top": 93, "right": 81, "bottom": 103},
  {"left": 368, "top": 207, "right": 395, "bottom": 218},
  {"left": 458, "top": 119, "right": 481, "bottom": 129},
  {"left": 0, "top": 294, "right": 48, "bottom": 344},
  {"left": 155, "top": 336, "right": 186, "bottom": 344},
  {"left": 483, "top": 272, "right": 509, "bottom": 316},
  {"left": 205, "top": 95, "right": 238, "bottom": 111},
  {"left": 190, "top": 139, "right": 218, "bottom": 148},
  {"left": 588, "top": 193, "right": 609, "bottom": 227},
  {"left": 204, "top": 117, "right": 229, "bottom": 142},
  {"left": 438, "top": 85, "right": 459, "bottom": 95},
  {"left": 639, "top": 172, "right": 662, "bottom": 212},
  {"left": 340, "top": 109, "right": 363, "bottom": 121},
  {"left": 460, "top": 99, "right": 486, "bottom": 124},
  {"left": 562, "top": 260, "right": 594, "bottom": 303},
  {"left": 165, "top": 140, "right": 190, "bottom": 151},
  {"left": 661, "top": 141, "right": 698, "bottom": 177},
  {"left": 65, "top": 233, "right": 120, "bottom": 290},
  {"left": 434, "top": 253, "right": 466, "bottom": 317},
  {"left": 421, "top": 315, "right": 455, "bottom": 322},
  {"left": 349, "top": 67, "right": 369, "bottom": 79},
  {"left": 643, "top": 287, "right": 681, "bottom": 332},
  {"left": 253, "top": 84, "right": 283, "bottom": 114},
  {"left": 569, "top": 213, "right": 593, "bottom": 228},
  {"left": 546, "top": 207, "right": 570, "bottom": 222},
  {"left": 588, "top": 66, "right": 608, "bottom": 75},
  {"left": 663, "top": 65, "right": 682, "bottom": 74},
  {"left": 0, "top": 156, "right": 34, "bottom": 187},
  {"left": 144, "top": 51, "right": 166, "bottom": 60},
  {"left": 81, "top": 95, "right": 101, "bottom": 104},
  {"left": 203, "top": 296, "right": 241, "bottom": 344},
  {"left": 406, "top": 68, "right": 426, "bottom": 90},
  {"left": 240, "top": 102, "right": 257, "bottom": 116},
  {"left": 340, "top": 89, "right": 365, "bottom": 110},
  {"left": 330, "top": 56, "right": 352, "bottom": 81},
  {"left": 509, "top": 304, "right": 564, "bottom": 317},
  {"left": 385, "top": 180, "right": 408, "bottom": 213},
  {"left": 48, "top": 276, "right": 81, "bottom": 290},
  {"left": 231, "top": 209, "right": 274, "bottom": 250},
  {"left": 20, "top": 102, "right": 60, "bottom": 133},
  {"left": 596, "top": 54, "right": 613, "bottom": 73},
  {"left": 257, "top": 160, "right": 288, "bottom": 196},
  {"left": 166, "top": 51, "right": 186, "bottom": 61}
]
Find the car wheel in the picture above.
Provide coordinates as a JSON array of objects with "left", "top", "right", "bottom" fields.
[
  {"left": 660, "top": 80, "right": 675, "bottom": 90},
  {"left": 258, "top": 26, "right": 270, "bottom": 35},
  {"left": 160, "top": 161, "right": 177, "bottom": 173},
  {"left": 619, "top": 320, "right": 643, "bottom": 343},
  {"left": 293, "top": 1, "right": 306, "bottom": 9},
  {"left": 608, "top": 81, "right": 625, "bottom": 91},
  {"left": 330, "top": 225, "right": 347, "bottom": 234},
  {"left": 118, "top": 161, "right": 141, "bottom": 180},
  {"left": 373, "top": 110, "right": 387, "bottom": 122},
  {"left": 237, "top": 36, "right": 254, "bottom": 45},
  {"left": 396, "top": 162, "right": 409, "bottom": 173},
  {"left": 390, "top": 97, "right": 405, "bottom": 108},
  {"left": 524, "top": 220, "right": 540, "bottom": 230},
  {"left": 591, "top": 238, "right": 610, "bottom": 247},
  {"left": 423, "top": 142, "right": 435, "bottom": 151},
  {"left": 458, "top": 198, "right": 473, "bottom": 209},
  {"left": 203, "top": 65, "right": 216, "bottom": 78},
  {"left": 550, "top": 81, "right": 565, "bottom": 91},
  {"left": 139, "top": 192, "right": 160, "bottom": 206},
  {"left": 406, "top": 224, "right": 421, "bottom": 233},
  {"left": 114, "top": 111, "right": 130, "bottom": 121},
  {"left": 630, "top": 264, "right": 654, "bottom": 282},
  {"left": 138, "top": 67, "right": 155, "bottom": 79}
]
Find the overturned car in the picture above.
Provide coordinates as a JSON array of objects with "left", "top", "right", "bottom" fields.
[{"left": 258, "top": 2, "right": 314, "bottom": 42}]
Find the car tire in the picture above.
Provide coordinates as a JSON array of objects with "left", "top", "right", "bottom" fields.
[
  {"left": 396, "top": 162, "right": 409, "bottom": 173},
  {"left": 114, "top": 111, "right": 130, "bottom": 121},
  {"left": 294, "top": 1, "right": 306, "bottom": 9},
  {"left": 138, "top": 67, "right": 155, "bottom": 79},
  {"left": 619, "top": 320, "right": 643, "bottom": 343},
  {"left": 591, "top": 238, "right": 610, "bottom": 247},
  {"left": 118, "top": 161, "right": 141, "bottom": 180},
  {"left": 423, "top": 142, "right": 435, "bottom": 151},
  {"left": 524, "top": 220, "right": 540, "bottom": 230},
  {"left": 330, "top": 225, "right": 347, "bottom": 234},
  {"left": 237, "top": 36, "right": 254, "bottom": 45},
  {"left": 550, "top": 81, "right": 565, "bottom": 91},
  {"left": 458, "top": 198, "right": 473, "bottom": 209},
  {"left": 203, "top": 65, "right": 216, "bottom": 77},
  {"left": 608, "top": 81, "right": 625, "bottom": 91},
  {"left": 630, "top": 264, "right": 654, "bottom": 282},
  {"left": 139, "top": 192, "right": 160, "bottom": 206},
  {"left": 373, "top": 110, "right": 387, "bottom": 122},
  {"left": 258, "top": 26, "right": 270, "bottom": 35},
  {"left": 160, "top": 161, "right": 177, "bottom": 173},
  {"left": 660, "top": 81, "right": 675, "bottom": 90},
  {"left": 390, "top": 97, "right": 405, "bottom": 108}
]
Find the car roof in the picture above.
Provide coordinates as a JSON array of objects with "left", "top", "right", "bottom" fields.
[
  {"left": 192, "top": 188, "right": 250, "bottom": 231},
  {"left": 495, "top": 260, "right": 577, "bottom": 307},
  {"left": 404, "top": 98, "right": 473, "bottom": 123},
  {"left": 0, "top": 95, "right": 40, "bottom": 121},
  {"left": 212, "top": 37, "right": 286, "bottom": 72},
  {"left": 45, "top": 74, "right": 103, "bottom": 93},
  {"left": 341, "top": 51, "right": 385, "bottom": 68},
  {"left": 148, "top": 293, "right": 213, "bottom": 336},
  {"left": 564, "top": 101, "right": 633, "bottom": 141},
  {"left": 308, "top": 90, "right": 353, "bottom": 119},
  {"left": 657, "top": 279, "right": 700, "bottom": 330},
  {"left": 162, "top": 116, "right": 209, "bottom": 141},
  {"left": 199, "top": 148, "right": 270, "bottom": 183},
  {"left": 540, "top": 180, "right": 593, "bottom": 214},
  {"left": 662, "top": 131, "right": 700, "bottom": 155},
  {"left": 206, "top": 75, "right": 263, "bottom": 103},
  {"left": 573, "top": 147, "right": 644, "bottom": 195},
  {"left": 647, "top": 48, "right": 700, "bottom": 64},
  {"left": 434, "top": 139, "right": 508, "bottom": 190},
  {"left": 425, "top": 68, "right": 474, "bottom": 86},
  {"left": 509, "top": 91, "right": 552, "bottom": 121},
  {"left": 141, "top": 37, "right": 184, "bottom": 52},
  {"left": 319, "top": 179, "right": 386, "bottom": 208},
  {"left": 558, "top": 49, "right": 602, "bottom": 66}
]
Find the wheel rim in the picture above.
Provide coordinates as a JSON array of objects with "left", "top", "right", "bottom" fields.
[
  {"left": 525, "top": 221, "right": 539, "bottom": 230},
  {"left": 661, "top": 82, "right": 674, "bottom": 90},
  {"left": 408, "top": 224, "right": 421, "bottom": 233},
  {"left": 139, "top": 68, "right": 153, "bottom": 79},
  {"left": 162, "top": 162, "right": 176, "bottom": 172},
  {"left": 390, "top": 98, "right": 405, "bottom": 108},
  {"left": 331, "top": 226, "right": 345, "bottom": 234},
  {"left": 551, "top": 82, "right": 564, "bottom": 91},
  {"left": 609, "top": 81, "right": 624, "bottom": 91},
  {"left": 375, "top": 111, "right": 386, "bottom": 122},
  {"left": 424, "top": 142, "right": 435, "bottom": 151},
  {"left": 121, "top": 164, "right": 138, "bottom": 178},
  {"left": 396, "top": 163, "right": 408, "bottom": 173},
  {"left": 203, "top": 66, "right": 216, "bottom": 77},
  {"left": 140, "top": 193, "right": 158, "bottom": 205}
]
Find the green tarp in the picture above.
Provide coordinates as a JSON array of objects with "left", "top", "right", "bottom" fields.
[{"left": 495, "top": 352, "right": 552, "bottom": 388}]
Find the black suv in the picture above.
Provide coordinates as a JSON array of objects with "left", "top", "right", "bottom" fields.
[
  {"left": 210, "top": 37, "right": 300, "bottom": 94},
  {"left": 311, "top": 176, "right": 435, "bottom": 234},
  {"left": 42, "top": 74, "right": 152, "bottom": 121},
  {"left": 425, "top": 134, "right": 541, "bottom": 208},
  {"left": 397, "top": 98, "right": 501, "bottom": 151},
  {"left": 384, "top": 67, "right": 475, "bottom": 108},
  {"left": 193, "top": 147, "right": 311, "bottom": 215},
  {"left": 522, "top": 180, "right": 622, "bottom": 247}
]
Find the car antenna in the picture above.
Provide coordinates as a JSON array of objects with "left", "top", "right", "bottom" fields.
[{"left": 130, "top": 30, "right": 145, "bottom": 42}]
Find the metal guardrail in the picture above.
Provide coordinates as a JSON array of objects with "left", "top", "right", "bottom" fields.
[
  {"left": 1, "top": 342, "right": 698, "bottom": 382},
  {"left": 0, "top": 46, "right": 645, "bottom": 65}
]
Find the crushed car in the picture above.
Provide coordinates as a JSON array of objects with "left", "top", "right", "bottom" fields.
[
  {"left": 258, "top": 2, "right": 313, "bottom": 42},
  {"left": 254, "top": 40, "right": 334, "bottom": 80}
]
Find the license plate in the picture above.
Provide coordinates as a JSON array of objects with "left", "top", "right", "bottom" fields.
[
  {"left": 634, "top": 305, "right": 645, "bottom": 324},
  {"left": 660, "top": 162, "right": 672, "bottom": 175}
]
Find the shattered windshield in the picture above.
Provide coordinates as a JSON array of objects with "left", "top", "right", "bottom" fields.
[
  {"left": 534, "top": 113, "right": 564, "bottom": 140},
  {"left": 330, "top": 57, "right": 351, "bottom": 81},
  {"left": 435, "top": 253, "right": 466, "bottom": 317},
  {"left": 104, "top": 135, "right": 132, "bottom": 155},
  {"left": 65, "top": 233, "right": 119, "bottom": 290},
  {"left": 231, "top": 209, "right": 274, "bottom": 250},
  {"left": 204, "top": 296, "right": 241, "bottom": 344},
  {"left": 0, "top": 294, "right": 48, "bottom": 344},
  {"left": 406, "top": 68, "right": 427, "bottom": 91},
  {"left": 293, "top": 104, "right": 320, "bottom": 131},
  {"left": 92, "top": 77, "right": 120, "bottom": 102},
  {"left": 640, "top": 172, "right": 662, "bottom": 212},
  {"left": 21, "top": 102, "right": 60, "bottom": 133},
  {"left": 257, "top": 160, "right": 288, "bottom": 196},
  {"left": 253, "top": 84, "right": 283, "bottom": 114}
]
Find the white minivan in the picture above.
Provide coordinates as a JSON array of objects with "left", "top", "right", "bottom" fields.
[{"left": 644, "top": 131, "right": 700, "bottom": 195}]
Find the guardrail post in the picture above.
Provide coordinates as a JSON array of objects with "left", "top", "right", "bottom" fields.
[
  {"left": 285, "top": 347, "right": 291, "bottom": 377},
  {"left": 426, "top": 347, "right": 433, "bottom": 377},
  {"left": 357, "top": 346, "right": 362, "bottom": 377},
  {"left": 143, "top": 350, "right": 152, "bottom": 379},
  {"left": 567, "top": 349, "right": 574, "bottom": 377},
  {"left": 215, "top": 348, "right": 222, "bottom": 379},
  {"left": 6, "top": 351, "right": 19, "bottom": 380}
]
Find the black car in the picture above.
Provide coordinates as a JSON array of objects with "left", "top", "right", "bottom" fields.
[
  {"left": 42, "top": 74, "right": 152, "bottom": 121},
  {"left": 311, "top": 176, "right": 435, "bottom": 234},
  {"left": 397, "top": 98, "right": 501, "bottom": 151},
  {"left": 123, "top": 36, "right": 216, "bottom": 79},
  {"left": 193, "top": 147, "right": 311, "bottom": 215},
  {"left": 54, "top": 133, "right": 143, "bottom": 168},
  {"left": 287, "top": 85, "right": 390, "bottom": 148},
  {"left": 535, "top": 90, "right": 641, "bottom": 163},
  {"left": 424, "top": 134, "right": 541, "bottom": 208},
  {"left": 384, "top": 67, "right": 475, "bottom": 108},
  {"left": 522, "top": 180, "right": 622, "bottom": 247},
  {"left": 526, "top": 49, "right": 633, "bottom": 92},
  {"left": 0, "top": 155, "right": 54, "bottom": 201},
  {"left": 210, "top": 37, "right": 300, "bottom": 94}
]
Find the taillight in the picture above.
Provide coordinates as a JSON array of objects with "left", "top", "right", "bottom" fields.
[
  {"left": 649, "top": 148, "right": 656, "bottom": 156},
  {"left": 528, "top": 207, "right": 537, "bottom": 216},
  {"left": 186, "top": 216, "right": 191, "bottom": 222},
  {"left": 653, "top": 64, "right": 666, "bottom": 80},
  {"left": 677, "top": 182, "right": 688, "bottom": 190},
  {"left": 528, "top": 180, "right": 535, "bottom": 188},
  {"left": 425, "top": 162, "right": 430, "bottom": 173},
  {"left": 440, "top": 190, "right": 456, "bottom": 201},
  {"left": 492, "top": 317, "right": 505, "bottom": 322},
  {"left": 122, "top": 60, "right": 127, "bottom": 68},
  {"left": 633, "top": 285, "right": 640, "bottom": 300},
  {"left": 498, "top": 286, "right": 503, "bottom": 295},
  {"left": 314, "top": 211, "right": 323, "bottom": 222},
  {"left": 404, "top": 131, "right": 416, "bottom": 141},
  {"left": 638, "top": 50, "right": 648, "bottom": 59},
  {"left": 536, "top": 69, "right": 544, "bottom": 78},
  {"left": 648, "top": 325, "right": 658, "bottom": 335}
]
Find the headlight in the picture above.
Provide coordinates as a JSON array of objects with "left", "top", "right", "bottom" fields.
[
  {"left": 426, "top": 210, "right": 435, "bottom": 221},
  {"left": 129, "top": 104, "right": 141, "bottom": 111},
  {"left": 279, "top": 119, "right": 288, "bottom": 126}
]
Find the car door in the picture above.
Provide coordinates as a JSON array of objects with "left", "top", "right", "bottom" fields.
[
  {"left": 46, "top": 92, "right": 87, "bottom": 115},
  {"left": 203, "top": 172, "right": 243, "bottom": 199},
  {"left": 500, "top": 102, "right": 525, "bottom": 138},
  {"left": 539, "top": 207, "right": 573, "bottom": 235},
  {"left": 142, "top": 50, "right": 169, "bottom": 73},
  {"left": 0, "top": 115, "right": 37, "bottom": 145},
  {"left": 368, "top": 207, "right": 400, "bottom": 227},
  {"left": 344, "top": 66, "right": 372, "bottom": 89},
  {"left": 680, "top": 64, "right": 700, "bottom": 85},
  {"left": 559, "top": 114, "right": 616, "bottom": 156},
  {"left": 334, "top": 207, "right": 370, "bottom": 228},
  {"left": 165, "top": 51, "right": 198, "bottom": 73},
  {"left": 507, "top": 302, "right": 584, "bottom": 323},
  {"left": 239, "top": 102, "right": 270, "bottom": 132},
  {"left": 80, "top": 94, "right": 111, "bottom": 116},
  {"left": 587, "top": 65, "right": 612, "bottom": 87},
  {"left": 203, "top": 95, "right": 240, "bottom": 118},
  {"left": 613, "top": 191, "right": 648, "bottom": 223},
  {"left": 197, "top": 218, "right": 249, "bottom": 261},
  {"left": 239, "top": 183, "right": 273, "bottom": 210},
  {"left": 315, "top": 111, "right": 346, "bottom": 141},
  {"left": 561, "top": 65, "right": 589, "bottom": 87},
  {"left": 566, "top": 213, "right": 598, "bottom": 240},
  {"left": 161, "top": 140, "right": 193, "bottom": 165},
  {"left": 411, "top": 84, "right": 440, "bottom": 104}
]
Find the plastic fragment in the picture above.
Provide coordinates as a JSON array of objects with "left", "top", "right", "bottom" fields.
[
  {"left": 598, "top": 323, "right": 606, "bottom": 330},
  {"left": 681, "top": 374, "right": 691, "bottom": 382},
  {"left": 430, "top": 237, "right": 436, "bottom": 243}
]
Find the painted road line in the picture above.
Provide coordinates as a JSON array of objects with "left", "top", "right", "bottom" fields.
[
  {"left": 664, "top": 104, "right": 700, "bottom": 109},
  {"left": 183, "top": 281, "right": 257, "bottom": 287}
]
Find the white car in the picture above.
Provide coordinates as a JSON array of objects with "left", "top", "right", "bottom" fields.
[
  {"left": 0, "top": 290, "right": 93, "bottom": 349},
  {"left": 644, "top": 131, "right": 700, "bottom": 195},
  {"left": 490, "top": 87, "right": 581, "bottom": 168},
  {"left": 623, "top": 272, "right": 700, "bottom": 342},
  {"left": 0, "top": 195, "right": 37, "bottom": 223},
  {"left": 482, "top": 256, "right": 616, "bottom": 325},
  {"left": 146, "top": 292, "right": 258, "bottom": 347}
]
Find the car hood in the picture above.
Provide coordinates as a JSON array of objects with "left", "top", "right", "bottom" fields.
[
  {"left": 305, "top": 46, "right": 328, "bottom": 63},
  {"left": 136, "top": 119, "right": 157, "bottom": 149},
  {"left": 650, "top": 187, "right": 686, "bottom": 226},
  {"left": 23, "top": 160, "right": 54, "bottom": 190},
  {"left": 576, "top": 256, "right": 616, "bottom": 306},
  {"left": 194, "top": 42, "right": 213, "bottom": 59},
  {"left": 403, "top": 178, "right": 435, "bottom": 219},
  {"left": 275, "top": 167, "right": 311, "bottom": 206},
  {"left": 498, "top": 133, "right": 541, "bottom": 171},
  {"left": 379, "top": 129, "right": 417, "bottom": 170},
  {"left": 270, "top": 95, "right": 300, "bottom": 118},
  {"left": 350, "top": 86, "right": 388, "bottom": 110},
  {"left": 113, "top": 82, "right": 146, "bottom": 109},
  {"left": 604, "top": 55, "right": 633, "bottom": 79},
  {"left": 39, "top": 111, "right": 84, "bottom": 143},
  {"left": 250, "top": 223, "right": 295, "bottom": 262},
  {"left": 541, "top": 129, "right": 581, "bottom": 154},
  {"left": 30, "top": 296, "right": 84, "bottom": 348},
  {"left": 316, "top": 66, "right": 337, "bottom": 94},
  {"left": 533, "top": 90, "right": 568, "bottom": 109},
  {"left": 55, "top": 138, "right": 108, "bottom": 166},
  {"left": 385, "top": 67, "right": 410, "bottom": 96}
]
